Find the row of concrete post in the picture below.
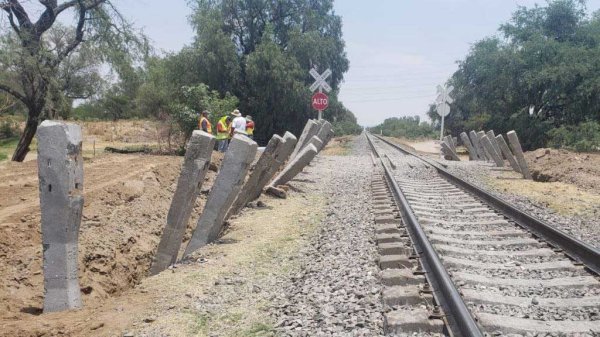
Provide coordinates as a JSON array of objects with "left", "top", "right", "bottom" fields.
[
  {"left": 35, "top": 119, "right": 333, "bottom": 313},
  {"left": 442, "top": 129, "right": 532, "bottom": 179}
]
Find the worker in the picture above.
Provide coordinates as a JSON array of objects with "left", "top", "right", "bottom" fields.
[
  {"left": 245, "top": 115, "right": 255, "bottom": 140},
  {"left": 230, "top": 109, "right": 247, "bottom": 136},
  {"left": 216, "top": 115, "right": 232, "bottom": 152},
  {"left": 198, "top": 110, "right": 212, "bottom": 134}
]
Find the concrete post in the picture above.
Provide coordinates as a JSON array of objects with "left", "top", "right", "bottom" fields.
[
  {"left": 477, "top": 131, "right": 493, "bottom": 161},
  {"left": 460, "top": 132, "right": 477, "bottom": 161},
  {"left": 469, "top": 130, "right": 485, "bottom": 160},
  {"left": 506, "top": 131, "right": 532, "bottom": 179},
  {"left": 37, "top": 121, "right": 84, "bottom": 312},
  {"left": 309, "top": 136, "right": 323, "bottom": 152},
  {"left": 322, "top": 129, "right": 335, "bottom": 149},
  {"left": 225, "top": 135, "right": 284, "bottom": 220},
  {"left": 495, "top": 134, "right": 521, "bottom": 174},
  {"left": 150, "top": 131, "right": 215, "bottom": 275},
  {"left": 315, "top": 121, "right": 332, "bottom": 151},
  {"left": 290, "top": 120, "right": 319, "bottom": 159},
  {"left": 183, "top": 135, "right": 257, "bottom": 257},
  {"left": 441, "top": 141, "right": 460, "bottom": 161},
  {"left": 444, "top": 136, "right": 456, "bottom": 153},
  {"left": 270, "top": 143, "right": 318, "bottom": 187},
  {"left": 249, "top": 132, "right": 298, "bottom": 201},
  {"left": 480, "top": 135, "right": 504, "bottom": 167},
  {"left": 486, "top": 130, "right": 504, "bottom": 160}
]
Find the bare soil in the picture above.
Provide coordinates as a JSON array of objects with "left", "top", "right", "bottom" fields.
[
  {"left": 524, "top": 148, "right": 600, "bottom": 195},
  {"left": 0, "top": 150, "right": 226, "bottom": 335}
]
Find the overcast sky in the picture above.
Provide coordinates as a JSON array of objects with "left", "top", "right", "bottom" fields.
[{"left": 114, "top": 0, "right": 600, "bottom": 126}]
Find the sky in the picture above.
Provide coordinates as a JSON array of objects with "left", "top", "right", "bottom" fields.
[{"left": 83, "top": 1, "right": 600, "bottom": 126}]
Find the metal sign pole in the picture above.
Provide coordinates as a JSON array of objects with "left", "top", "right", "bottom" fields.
[
  {"left": 440, "top": 114, "right": 445, "bottom": 141},
  {"left": 318, "top": 87, "right": 323, "bottom": 120}
]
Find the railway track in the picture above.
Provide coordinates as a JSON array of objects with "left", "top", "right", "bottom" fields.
[{"left": 366, "top": 133, "right": 600, "bottom": 337}]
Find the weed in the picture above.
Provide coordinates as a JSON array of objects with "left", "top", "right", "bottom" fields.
[{"left": 243, "top": 322, "right": 273, "bottom": 336}]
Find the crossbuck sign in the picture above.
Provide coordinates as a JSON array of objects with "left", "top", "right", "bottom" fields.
[
  {"left": 310, "top": 68, "right": 332, "bottom": 93},
  {"left": 435, "top": 85, "right": 454, "bottom": 141},
  {"left": 309, "top": 68, "right": 332, "bottom": 120}
]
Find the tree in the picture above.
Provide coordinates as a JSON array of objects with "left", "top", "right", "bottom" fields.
[
  {"left": 0, "top": 0, "right": 145, "bottom": 161},
  {"left": 182, "top": 0, "right": 356, "bottom": 142},
  {"left": 434, "top": 0, "right": 600, "bottom": 150}
]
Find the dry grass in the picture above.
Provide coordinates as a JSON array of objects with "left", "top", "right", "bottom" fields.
[
  {"left": 488, "top": 171, "right": 600, "bottom": 217},
  {"left": 321, "top": 136, "right": 356, "bottom": 156},
  {"left": 135, "top": 192, "right": 326, "bottom": 337}
]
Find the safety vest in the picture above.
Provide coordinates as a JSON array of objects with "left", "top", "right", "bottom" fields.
[
  {"left": 246, "top": 121, "right": 255, "bottom": 135},
  {"left": 199, "top": 116, "right": 212, "bottom": 134},
  {"left": 216, "top": 116, "right": 230, "bottom": 140}
]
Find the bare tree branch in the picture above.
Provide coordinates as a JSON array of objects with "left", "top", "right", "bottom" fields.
[
  {"left": 0, "top": 82, "right": 27, "bottom": 103},
  {"left": 5, "top": 0, "right": 32, "bottom": 29}
]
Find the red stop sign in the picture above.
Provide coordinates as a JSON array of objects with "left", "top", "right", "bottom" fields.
[{"left": 312, "top": 92, "right": 329, "bottom": 111}]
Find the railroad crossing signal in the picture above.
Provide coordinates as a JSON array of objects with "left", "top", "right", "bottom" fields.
[
  {"left": 310, "top": 68, "right": 332, "bottom": 93},
  {"left": 435, "top": 85, "right": 454, "bottom": 141},
  {"left": 309, "top": 68, "right": 332, "bottom": 120}
]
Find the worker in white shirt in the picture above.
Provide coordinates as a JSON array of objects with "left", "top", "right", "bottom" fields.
[{"left": 230, "top": 109, "right": 248, "bottom": 136}]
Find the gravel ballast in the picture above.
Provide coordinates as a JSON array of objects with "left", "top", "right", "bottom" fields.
[{"left": 272, "top": 135, "right": 385, "bottom": 337}]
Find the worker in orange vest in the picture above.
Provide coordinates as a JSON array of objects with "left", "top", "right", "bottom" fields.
[
  {"left": 198, "top": 110, "right": 212, "bottom": 134},
  {"left": 245, "top": 115, "right": 255, "bottom": 140}
]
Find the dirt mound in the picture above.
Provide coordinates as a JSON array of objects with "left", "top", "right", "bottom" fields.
[
  {"left": 525, "top": 148, "right": 600, "bottom": 194},
  {"left": 0, "top": 151, "right": 221, "bottom": 323}
]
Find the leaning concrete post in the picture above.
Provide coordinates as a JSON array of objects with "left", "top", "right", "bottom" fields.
[
  {"left": 309, "top": 136, "right": 323, "bottom": 152},
  {"left": 322, "top": 129, "right": 335, "bottom": 148},
  {"left": 270, "top": 143, "right": 318, "bottom": 187},
  {"left": 469, "top": 130, "right": 484, "bottom": 160},
  {"left": 486, "top": 130, "right": 504, "bottom": 159},
  {"left": 315, "top": 121, "right": 332, "bottom": 151},
  {"left": 183, "top": 135, "right": 257, "bottom": 256},
  {"left": 444, "top": 136, "right": 457, "bottom": 153},
  {"left": 37, "top": 121, "right": 84, "bottom": 313},
  {"left": 150, "top": 131, "right": 215, "bottom": 275},
  {"left": 495, "top": 134, "right": 521, "bottom": 174},
  {"left": 441, "top": 141, "right": 460, "bottom": 161},
  {"left": 480, "top": 135, "right": 504, "bottom": 167},
  {"left": 460, "top": 132, "right": 477, "bottom": 161},
  {"left": 506, "top": 131, "right": 532, "bottom": 179},
  {"left": 225, "top": 135, "right": 284, "bottom": 220},
  {"left": 477, "top": 131, "right": 493, "bottom": 161},
  {"left": 250, "top": 132, "right": 297, "bottom": 201},
  {"left": 290, "top": 120, "right": 319, "bottom": 159}
]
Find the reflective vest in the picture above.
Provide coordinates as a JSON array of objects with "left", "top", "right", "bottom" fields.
[
  {"left": 246, "top": 121, "right": 255, "bottom": 135},
  {"left": 216, "top": 116, "right": 230, "bottom": 140},
  {"left": 199, "top": 116, "right": 212, "bottom": 134}
]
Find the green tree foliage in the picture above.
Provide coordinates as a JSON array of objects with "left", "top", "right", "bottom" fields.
[
  {"left": 139, "top": 0, "right": 358, "bottom": 143},
  {"left": 368, "top": 116, "right": 437, "bottom": 139},
  {"left": 430, "top": 0, "right": 600, "bottom": 150},
  {"left": 0, "top": 0, "right": 146, "bottom": 161}
]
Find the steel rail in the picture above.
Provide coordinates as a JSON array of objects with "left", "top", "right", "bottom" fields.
[
  {"left": 366, "top": 133, "right": 484, "bottom": 337},
  {"left": 371, "top": 133, "right": 600, "bottom": 275}
]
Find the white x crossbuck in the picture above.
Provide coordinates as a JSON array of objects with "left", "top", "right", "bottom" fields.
[{"left": 310, "top": 68, "right": 332, "bottom": 93}]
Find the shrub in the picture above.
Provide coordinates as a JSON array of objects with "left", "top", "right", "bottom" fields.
[
  {"left": 332, "top": 120, "right": 362, "bottom": 136},
  {"left": 0, "top": 118, "right": 19, "bottom": 139},
  {"left": 547, "top": 121, "right": 600, "bottom": 152}
]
